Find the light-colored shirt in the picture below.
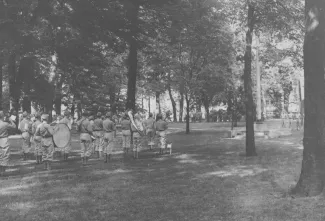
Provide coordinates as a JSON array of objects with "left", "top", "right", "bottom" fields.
[
  {"left": 103, "top": 119, "right": 116, "bottom": 132},
  {"left": 93, "top": 118, "right": 103, "bottom": 131},
  {"left": 32, "top": 120, "right": 41, "bottom": 135},
  {"left": 77, "top": 118, "right": 93, "bottom": 134},
  {"left": 0, "top": 120, "right": 16, "bottom": 138},
  {"left": 19, "top": 118, "right": 32, "bottom": 133},
  {"left": 144, "top": 118, "right": 155, "bottom": 130},
  {"left": 120, "top": 119, "right": 131, "bottom": 130},
  {"left": 155, "top": 120, "right": 168, "bottom": 131},
  {"left": 35, "top": 122, "right": 54, "bottom": 137}
]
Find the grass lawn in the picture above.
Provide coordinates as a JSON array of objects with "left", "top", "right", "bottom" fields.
[{"left": 1, "top": 127, "right": 323, "bottom": 221}]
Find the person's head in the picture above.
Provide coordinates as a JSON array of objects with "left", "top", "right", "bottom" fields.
[
  {"left": 156, "top": 113, "right": 163, "bottom": 121},
  {"left": 35, "top": 112, "right": 41, "bottom": 120},
  {"left": 64, "top": 111, "right": 70, "bottom": 117},
  {"left": 41, "top": 114, "right": 49, "bottom": 122},
  {"left": 124, "top": 113, "right": 129, "bottom": 120},
  {"left": 106, "top": 112, "right": 112, "bottom": 119},
  {"left": 97, "top": 112, "right": 102, "bottom": 118},
  {"left": 89, "top": 115, "right": 94, "bottom": 121},
  {"left": 23, "top": 111, "right": 28, "bottom": 118},
  {"left": 149, "top": 113, "right": 153, "bottom": 118}
]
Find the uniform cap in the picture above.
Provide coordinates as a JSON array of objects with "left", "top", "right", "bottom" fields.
[{"left": 106, "top": 112, "right": 112, "bottom": 118}]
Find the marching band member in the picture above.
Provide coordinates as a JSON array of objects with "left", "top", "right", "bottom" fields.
[
  {"left": 93, "top": 112, "right": 104, "bottom": 158},
  {"left": 35, "top": 114, "right": 55, "bottom": 170},
  {"left": 120, "top": 113, "right": 131, "bottom": 154},
  {"left": 19, "top": 111, "right": 32, "bottom": 161},
  {"left": 88, "top": 115, "right": 95, "bottom": 154},
  {"left": 144, "top": 113, "right": 156, "bottom": 149},
  {"left": 32, "top": 113, "right": 42, "bottom": 164},
  {"left": 103, "top": 112, "right": 116, "bottom": 163},
  {"left": 155, "top": 113, "right": 168, "bottom": 154},
  {"left": 130, "top": 113, "right": 144, "bottom": 159},
  {"left": 77, "top": 112, "right": 93, "bottom": 165},
  {"left": 0, "top": 111, "right": 16, "bottom": 176},
  {"left": 59, "top": 111, "right": 72, "bottom": 160}
]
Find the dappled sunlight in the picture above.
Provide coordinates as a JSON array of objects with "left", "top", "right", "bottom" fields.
[
  {"left": 7, "top": 202, "right": 35, "bottom": 214},
  {"left": 198, "top": 166, "right": 268, "bottom": 178},
  {"left": 0, "top": 183, "right": 39, "bottom": 196},
  {"left": 93, "top": 168, "right": 131, "bottom": 176},
  {"left": 173, "top": 153, "right": 204, "bottom": 165}
]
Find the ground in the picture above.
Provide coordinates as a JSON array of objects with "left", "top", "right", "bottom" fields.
[{"left": 1, "top": 122, "right": 323, "bottom": 221}]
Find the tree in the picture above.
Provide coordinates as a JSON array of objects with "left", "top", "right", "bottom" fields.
[{"left": 292, "top": 0, "right": 325, "bottom": 197}]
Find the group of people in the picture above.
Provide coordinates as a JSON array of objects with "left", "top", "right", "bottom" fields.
[
  {"left": 77, "top": 110, "right": 169, "bottom": 162},
  {"left": 0, "top": 109, "right": 169, "bottom": 176}
]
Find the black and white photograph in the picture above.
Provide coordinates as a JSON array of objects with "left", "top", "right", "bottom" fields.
[{"left": 0, "top": 0, "right": 321, "bottom": 220}]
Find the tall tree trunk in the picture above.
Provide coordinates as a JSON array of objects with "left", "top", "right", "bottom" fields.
[
  {"left": 243, "top": 2, "right": 257, "bottom": 156},
  {"left": 156, "top": 91, "right": 161, "bottom": 114},
  {"left": 233, "top": 94, "right": 238, "bottom": 127},
  {"left": 293, "top": 1, "right": 325, "bottom": 197},
  {"left": 179, "top": 91, "right": 184, "bottom": 122},
  {"left": 8, "top": 52, "right": 20, "bottom": 129},
  {"left": 148, "top": 96, "right": 151, "bottom": 113},
  {"left": 262, "top": 86, "right": 266, "bottom": 120},
  {"left": 0, "top": 59, "right": 3, "bottom": 111},
  {"left": 125, "top": 3, "right": 139, "bottom": 111},
  {"left": 71, "top": 103, "right": 75, "bottom": 119},
  {"left": 167, "top": 85, "right": 177, "bottom": 122},
  {"left": 141, "top": 95, "right": 144, "bottom": 110},
  {"left": 110, "top": 84, "right": 116, "bottom": 114},
  {"left": 185, "top": 93, "right": 190, "bottom": 134},
  {"left": 54, "top": 79, "right": 63, "bottom": 115},
  {"left": 204, "top": 101, "right": 210, "bottom": 123}
]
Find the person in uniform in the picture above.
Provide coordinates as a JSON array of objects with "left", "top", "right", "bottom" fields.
[
  {"left": 19, "top": 111, "right": 33, "bottom": 161},
  {"left": 0, "top": 111, "right": 16, "bottom": 176},
  {"left": 130, "top": 113, "right": 144, "bottom": 158},
  {"left": 88, "top": 115, "right": 95, "bottom": 154},
  {"left": 77, "top": 111, "right": 93, "bottom": 165},
  {"left": 144, "top": 113, "right": 156, "bottom": 149},
  {"left": 103, "top": 112, "right": 116, "bottom": 163},
  {"left": 120, "top": 113, "right": 131, "bottom": 154},
  {"left": 155, "top": 113, "right": 168, "bottom": 154},
  {"left": 32, "top": 112, "right": 42, "bottom": 164},
  {"left": 59, "top": 111, "right": 73, "bottom": 160},
  {"left": 35, "top": 114, "right": 55, "bottom": 170},
  {"left": 93, "top": 112, "right": 104, "bottom": 158}
]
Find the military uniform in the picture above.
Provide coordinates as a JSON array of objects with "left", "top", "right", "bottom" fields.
[
  {"left": 35, "top": 115, "right": 55, "bottom": 170},
  {"left": 93, "top": 114, "right": 104, "bottom": 158},
  {"left": 144, "top": 116, "right": 155, "bottom": 146},
  {"left": 0, "top": 114, "right": 16, "bottom": 174},
  {"left": 77, "top": 116, "right": 93, "bottom": 164},
  {"left": 32, "top": 116, "right": 42, "bottom": 164},
  {"left": 155, "top": 118, "right": 168, "bottom": 154},
  {"left": 19, "top": 113, "right": 33, "bottom": 160},
  {"left": 103, "top": 114, "right": 116, "bottom": 162},
  {"left": 59, "top": 115, "right": 73, "bottom": 159},
  {"left": 131, "top": 114, "right": 144, "bottom": 158},
  {"left": 120, "top": 117, "right": 131, "bottom": 153}
]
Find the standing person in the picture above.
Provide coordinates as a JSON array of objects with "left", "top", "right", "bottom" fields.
[
  {"left": 32, "top": 113, "right": 42, "bottom": 164},
  {"left": 155, "top": 113, "right": 168, "bottom": 154},
  {"left": 88, "top": 115, "right": 95, "bottom": 154},
  {"left": 103, "top": 112, "right": 116, "bottom": 163},
  {"left": 0, "top": 111, "right": 16, "bottom": 176},
  {"left": 130, "top": 113, "right": 144, "bottom": 159},
  {"left": 77, "top": 112, "right": 93, "bottom": 165},
  {"left": 59, "top": 111, "right": 73, "bottom": 160},
  {"left": 19, "top": 111, "right": 33, "bottom": 161},
  {"left": 120, "top": 113, "right": 131, "bottom": 154},
  {"left": 93, "top": 112, "right": 104, "bottom": 158},
  {"left": 144, "top": 113, "right": 156, "bottom": 149},
  {"left": 35, "top": 114, "right": 55, "bottom": 170}
]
